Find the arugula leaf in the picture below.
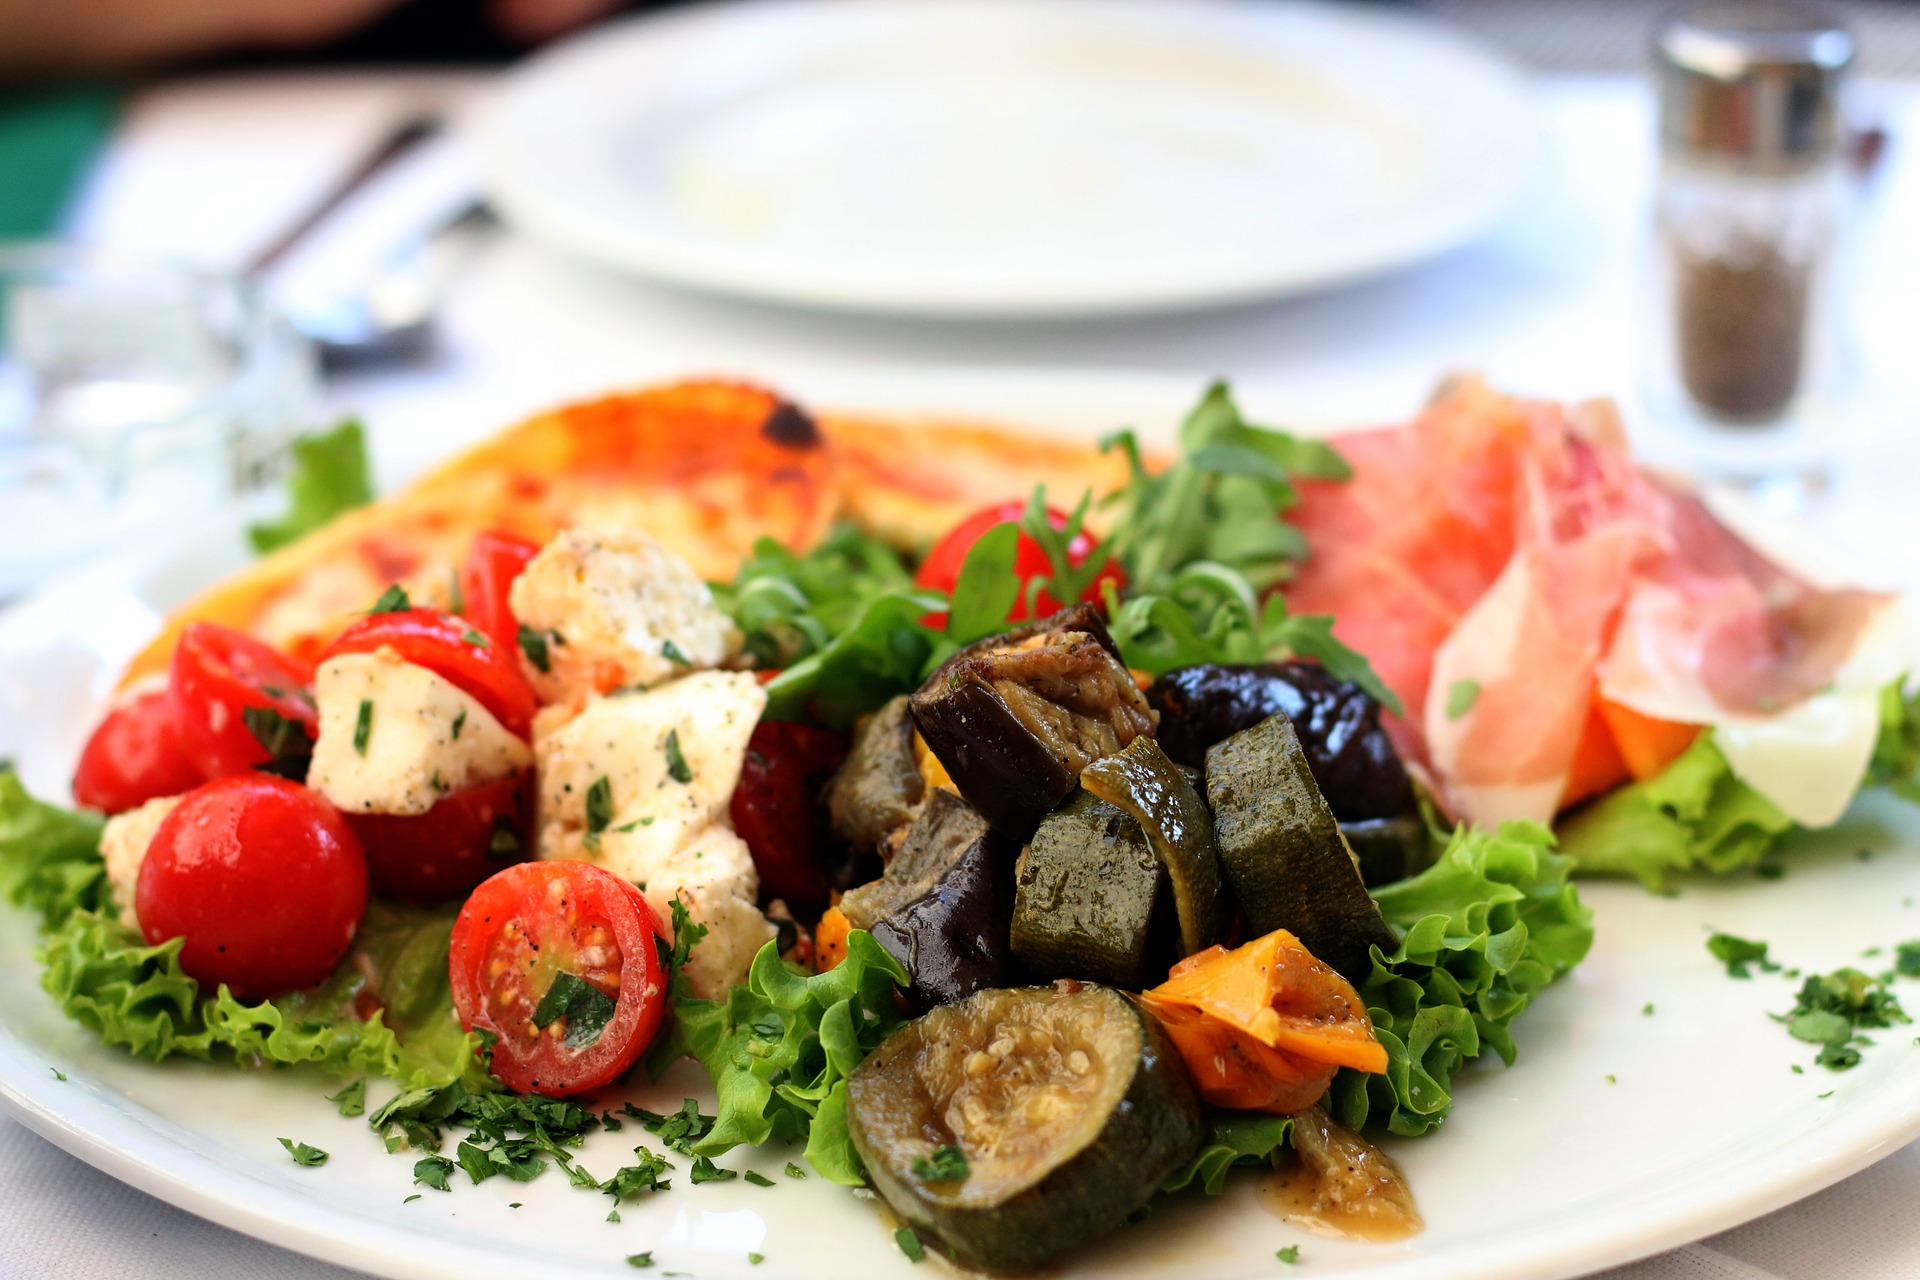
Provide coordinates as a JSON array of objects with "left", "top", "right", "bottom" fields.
[
  {"left": 1161, "top": 1111, "right": 1292, "bottom": 1195},
  {"left": 944, "top": 521, "right": 1021, "bottom": 644},
  {"left": 0, "top": 769, "right": 108, "bottom": 930},
  {"left": 279, "top": 1138, "right": 329, "bottom": 1167},
  {"left": 248, "top": 419, "right": 374, "bottom": 554},
  {"left": 1329, "top": 822, "right": 1593, "bottom": 1137},
  {"left": 1020, "top": 487, "right": 1115, "bottom": 614},
  {"left": 1556, "top": 734, "right": 1793, "bottom": 889},
  {"left": 759, "top": 592, "right": 943, "bottom": 729},
  {"left": 713, "top": 523, "right": 917, "bottom": 671}
]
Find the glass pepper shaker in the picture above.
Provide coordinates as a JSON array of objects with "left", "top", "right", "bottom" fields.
[{"left": 1648, "top": 3, "right": 1853, "bottom": 450}]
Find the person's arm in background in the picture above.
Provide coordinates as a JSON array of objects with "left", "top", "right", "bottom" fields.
[{"left": 0, "top": 0, "right": 626, "bottom": 78}]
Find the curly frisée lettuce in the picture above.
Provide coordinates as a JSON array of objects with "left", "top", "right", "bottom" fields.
[
  {"left": 648, "top": 921, "right": 910, "bottom": 1185},
  {"left": 1328, "top": 822, "right": 1593, "bottom": 1138}
]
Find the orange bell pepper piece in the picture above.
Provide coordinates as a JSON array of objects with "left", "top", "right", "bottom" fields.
[
  {"left": 1138, "top": 929, "right": 1388, "bottom": 1114},
  {"left": 1597, "top": 697, "right": 1701, "bottom": 782},
  {"left": 814, "top": 906, "right": 851, "bottom": 973}
]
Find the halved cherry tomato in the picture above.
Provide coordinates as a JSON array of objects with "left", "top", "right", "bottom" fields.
[
  {"left": 914, "top": 501, "right": 1126, "bottom": 628},
  {"left": 321, "top": 608, "right": 537, "bottom": 741},
  {"left": 168, "top": 623, "right": 319, "bottom": 780},
  {"left": 729, "top": 721, "right": 848, "bottom": 911},
  {"left": 460, "top": 531, "right": 542, "bottom": 653},
  {"left": 72, "top": 685, "right": 203, "bottom": 814},
  {"left": 343, "top": 772, "right": 530, "bottom": 906},
  {"left": 449, "top": 861, "right": 668, "bottom": 1095},
  {"left": 137, "top": 775, "right": 368, "bottom": 1000}
]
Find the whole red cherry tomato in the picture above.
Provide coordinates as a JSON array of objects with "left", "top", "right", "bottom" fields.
[
  {"left": 459, "top": 531, "right": 542, "bottom": 654},
  {"left": 729, "top": 721, "right": 848, "bottom": 911},
  {"left": 915, "top": 501, "right": 1126, "bottom": 628},
  {"left": 168, "top": 624, "right": 318, "bottom": 780},
  {"left": 137, "top": 775, "right": 368, "bottom": 1000},
  {"left": 320, "top": 608, "right": 536, "bottom": 741},
  {"left": 343, "top": 772, "right": 530, "bottom": 905},
  {"left": 449, "top": 861, "right": 668, "bottom": 1095},
  {"left": 72, "top": 685, "right": 203, "bottom": 814}
]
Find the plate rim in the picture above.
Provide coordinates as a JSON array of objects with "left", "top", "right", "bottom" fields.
[{"left": 474, "top": 0, "right": 1543, "bottom": 319}]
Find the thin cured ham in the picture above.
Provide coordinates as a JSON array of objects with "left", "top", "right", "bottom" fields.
[{"left": 1286, "top": 377, "right": 1898, "bottom": 828}]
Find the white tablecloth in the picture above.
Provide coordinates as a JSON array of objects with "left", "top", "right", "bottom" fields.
[{"left": 9, "top": 63, "right": 1920, "bottom": 1280}]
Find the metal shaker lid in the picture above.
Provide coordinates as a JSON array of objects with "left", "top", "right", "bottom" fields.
[{"left": 1655, "top": 2, "right": 1852, "bottom": 170}]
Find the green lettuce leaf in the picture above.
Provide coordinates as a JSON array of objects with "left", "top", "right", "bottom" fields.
[
  {"left": 0, "top": 768, "right": 108, "bottom": 929},
  {"left": 651, "top": 930, "right": 910, "bottom": 1185},
  {"left": 1556, "top": 734, "right": 1792, "bottom": 890},
  {"left": 1330, "top": 821, "right": 1593, "bottom": 1137},
  {"left": 1868, "top": 679, "right": 1920, "bottom": 802},
  {"left": 248, "top": 419, "right": 374, "bottom": 554},
  {"left": 1162, "top": 1111, "right": 1293, "bottom": 1195}
]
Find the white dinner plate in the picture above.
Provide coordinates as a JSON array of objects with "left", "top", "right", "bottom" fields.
[
  {"left": 476, "top": 0, "right": 1540, "bottom": 317},
  {"left": 4, "top": 376, "right": 1920, "bottom": 1280}
]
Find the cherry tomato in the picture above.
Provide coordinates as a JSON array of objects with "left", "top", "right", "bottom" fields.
[
  {"left": 71, "top": 686, "right": 203, "bottom": 814},
  {"left": 460, "top": 531, "right": 542, "bottom": 653},
  {"left": 168, "top": 624, "right": 319, "bottom": 780},
  {"left": 321, "top": 608, "right": 537, "bottom": 741},
  {"left": 137, "top": 775, "right": 368, "bottom": 1000},
  {"left": 914, "top": 501, "right": 1126, "bottom": 628},
  {"left": 343, "top": 772, "right": 530, "bottom": 906},
  {"left": 449, "top": 861, "right": 668, "bottom": 1095},
  {"left": 729, "top": 721, "right": 848, "bottom": 911}
]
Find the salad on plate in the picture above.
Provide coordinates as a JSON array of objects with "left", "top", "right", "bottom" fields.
[{"left": 4, "top": 375, "right": 1916, "bottom": 1273}]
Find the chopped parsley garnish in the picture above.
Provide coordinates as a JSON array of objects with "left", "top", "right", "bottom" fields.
[
  {"left": 1642, "top": 1003, "right": 1655, "bottom": 1016},
  {"left": 748, "top": 1253, "right": 764, "bottom": 1265},
  {"left": 49, "top": 1067, "right": 66, "bottom": 1082},
  {"left": 602, "top": 1147, "right": 674, "bottom": 1201},
  {"left": 279, "top": 1138, "right": 329, "bottom": 1167},
  {"left": 531, "top": 972, "right": 618, "bottom": 1049},
  {"left": 461, "top": 627, "right": 488, "bottom": 648},
  {"left": 1445, "top": 679, "right": 1482, "bottom": 721},
  {"left": 369, "top": 585, "right": 411, "bottom": 614},
  {"left": 1895, "top": 940, "right": 1920, "bottom": 978},
  {"left": 663, "top": 730, "right": 693, "bottom": 784},
  {"left": 518, "top": 624, "right": 553, "bottom": 673},
  {"left": 414, "top": 1156, "right": 454, "bottom": 1191},
  {"left": 488, "top": 815, "right": 520, "bottom": 861},
  {"left": 742, "top": 1170, "right": 775, "bottom": 1187},
  {"left": 911, "top": 1144, "right": 969, "bottom": 1183},
  {"left": 1707, "top": 932, "right": 1779, "bottom": 979},
  {"left": 689, "top": 1155, "right": 735, "bottom": 1184},
  {"left": 627, "top": 1253, "right": 654, "bottom": 1269},
  {"left": 584, "top": 776, "right": 614, "bottom": 851},
  {"left": 622, "top": 1097, "right": 715, "bottom": 1157},
  {"left": 606, "top": 1210, "right": 621, "bottom": 1223},
  {"left": 894, "top": 1227, "right": 925, "bottom": 1262},
  {"left": 242, "top": 706, "right": 312, "bottom": 780},
  {"left": 370, "top": 1082, "right": 602, "bottom": 1188},
  {"left": 327, "top": 1079, "right": 367, "bottom": 1117},
  {"left": 662, "top": 639, "right": 691, "bottom": 667},
  {"left": 783, "top": 1161, "right": 807, "bottom": 1180},
  {"left": 1277, "top": 1245, "right": 1301, "bottom": 1264},
  {"left": 353, "top": 699, "right": 374, "bottom": 756},
  {"left": 613, "top": 817, "right": 654, "bottom": 833},
  {"left": 451, "top": 707, "right": 468, "bottom": 740},
  {"left": 404, "top": 1194, "right": 421, "bottom": 1204},
  {"left": 1778, "top": 967, "right": 1910, "bottom": 1071}
]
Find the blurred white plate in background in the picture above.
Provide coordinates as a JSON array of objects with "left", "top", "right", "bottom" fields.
[{"left": 478, "top": 0, "right": 1540, "bottom": 317}]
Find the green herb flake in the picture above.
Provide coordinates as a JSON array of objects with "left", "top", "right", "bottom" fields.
[
  {"left": 461, "top": 628, "right": 488, "bottom": 649},
  {"left": 279, "top": 1138, "right": 329, "bottom": 1167},
  {"left": 783, "top": 1162, "right": 807, "bottom": 1180},
  {"left": 911, "top": 1144, "right": 969, "bottom": 1183},
  {"left": 627, "top": 1253, "right": 654, "bottom": 1269},
  {"left": 1277, "top": 1245, "right": 1301, "bottom": 1265},
  {"left": 743, "top": 1170, "right": 776, "bottom": 1187},
  {"left": 1792, "top": 1064, "right": 1804, "bottom": 1074},
  {"left": 49, "top": 1067, "right": 66, "bottom": 1082},
  {"left": 1894, "top": 940, "right": 1920, "bottom": 978},
  {"left": 662, "top": 639, "right": 691, "bottom": 667},
  {"left": 584, "top": 776, "right": 614, "bottom": 851},
  {"left": 607, "top": 1210, "right": 621, "bottom": 1223},
  {"left": 414, "top": 1156, "right": 455, "bottom": 1191},
  {"left": 531, "top": 972, "right": 619, "bottom": 1049},
  {"left": 1445, "top": 679, "right": 1482, "bottom": 721},
  {"left": 404, "top": 1194, "right": 421, "bottom": 1204},
  {"left": 895, "top": 1227, "right": 925, "bottom": 1263},
  {"left": 369, "top": 585, "right": 411, "bottom": 615},
  {"left": 1819, "top": 1090, "right": 1835, "bottom": 1099},
  {"left": 1755, "top": 862, "right": 1786, "bottom": 881},
  {"left": 518, "top": 624, "right": 552, "bottom": 673},
  {"left": 353, "top": 699, "right": 374, "bottom": 756},
  {"left": 242, "top": 705, "right": 313, "bottom": 779},
  {"left": 1778, "top": 967, "right": 1911, "bottom": 1072},
  {"left": 1707, "top": 933, "right": 1779, "bottom": 979},
  {"left": 1605, "top": 1073, "right": 1617, "bottom": 1084},
  {"left": 689, "top": 1154, "right": 736, "bottom": 1184},
  {"left": 509, "top": 1202, "right": 522, "bottom": 1209},
  {"left": 1642, "top": 1002, "right": 1655, "bottom": 1016},
  {"left": 327, "top": 1079, "right": 367, "bottom": 1117},
  {"left": 748, "top": 1253, "right": 764, "bottom": 1266},
  {"left": 663, "top": 730, "right": 693, "bottom": 785},
  {"left": 488, "top": 815, "right": 520, "bottom": 861},
  {"left": 602, "top": 1147, "right": 673, "bottom": 1201}
]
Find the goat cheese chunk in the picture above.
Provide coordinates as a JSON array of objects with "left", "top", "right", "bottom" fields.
[
  {"left": 535, "top": 669, "right": 770, "bottom": 996},
  {"left": 100, "top": 794, "right": 182, "bottom": 931},
  {"left": 309, "top": 648, "right": 531, "bottom": 816},
  {"left": 508, "top": 526, "right": 741, "bottom": 710}
]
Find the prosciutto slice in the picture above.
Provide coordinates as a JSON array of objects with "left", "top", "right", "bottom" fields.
[{"left": 1286, "top": 377, "right": 1895, "bottom": 828}]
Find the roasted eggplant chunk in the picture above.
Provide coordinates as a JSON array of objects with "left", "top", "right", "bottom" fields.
[
  {"left": 1203, "top": 713, "right": 1396, "bottom": 983},
  {"left": 847, "top": 984, "right": 1201, "bottom": 1274},
  {"left": 1149, "top": 662, "right": 1415, "bottom": 822},
  {"left": 824, "top": 695, "right": 925, "bottom": 861},
  {"left": 839, "top": 790, "right": 1017, "bottom": 1008},
  {"left": 912, "top": 604, "right": 1157, "bottom": 839},
  {"left": 1080, "top": 735, "right": 1228, "bottom": 959},
  {"left": 1012, "top": 791, "right": 1165, "bottom": 989}
]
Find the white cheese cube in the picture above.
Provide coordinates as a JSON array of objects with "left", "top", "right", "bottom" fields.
[
  {"left": 620, "top": 825, "right": 775, "bottom": 1000},
  {"left": 508, "top": 526, "right": 741, "bottom": 711},
  {"left": 309, "top": 649, "right": 532, "bottom": 816},
  {"left": 100, "top": 794, "right": 182, "bottom": 932}
]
